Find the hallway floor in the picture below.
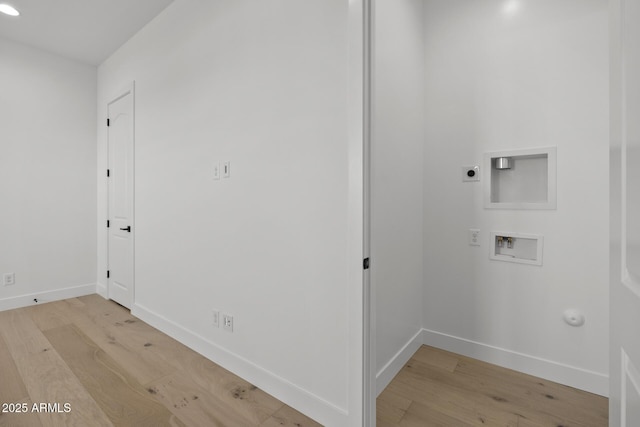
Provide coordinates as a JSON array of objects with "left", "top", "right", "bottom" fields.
[{"left": 377, "top": 346, "right": 608, "bottom": 427}]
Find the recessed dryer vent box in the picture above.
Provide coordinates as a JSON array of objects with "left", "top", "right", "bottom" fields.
[
  {"left": 484, "top": 147, "right": 557, "bottom": 210},
  {"left": 489, "top": 232, "right": 543, "bottom": 266}
]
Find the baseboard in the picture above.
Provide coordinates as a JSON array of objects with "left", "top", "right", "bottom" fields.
[
  {"left": 421, "top": 328, "right": 609, "bottom": 397},
  {"left": 132, "top": 303, "right": 349, "bottom": 427},
  {"left": 376, "top": 329, "right": 423, "bottom": 396},
  {"left": 0, "top": 283, "right": 96, "bottom": 312},
  {"left": 96, "top": 281, "right": 108, "bottom": 298}
]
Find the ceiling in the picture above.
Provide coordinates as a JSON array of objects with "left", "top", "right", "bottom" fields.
[{"left": 0, "top": 0, "right": 174, "bottom": 65}]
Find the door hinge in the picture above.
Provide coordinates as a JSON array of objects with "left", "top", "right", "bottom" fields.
[
  {"left": 107, "top": 270, "right": 110, "bottom": 278},
  {"left": 107, "top": 220, "right": 110, "bottom": 228},
  {"left": 107, "top": 118, "right": 110, "bottom": 127},
  {"left": 363, "top": 258, "right": 370, "bottom": 270},
  {"left": 107, "top": 169, "right": 110, "bottom": 177}
]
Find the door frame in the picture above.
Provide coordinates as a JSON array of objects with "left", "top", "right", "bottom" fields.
[
  {"left": 609, "top": 0, "right": 640, "bottom": 425},
  {"left": 346, "top": 0, "right": 373, "bottom": 424},
  {"left": 106, "top": 82, "right": 135, "bottom": 308},
  {"left": 365, "top": 0, "right": 376, "bottom": 424},
  {"left": 359, "top": 0, "right": 376, "bottom": 424}
]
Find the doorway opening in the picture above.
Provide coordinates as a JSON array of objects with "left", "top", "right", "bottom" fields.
[{"left": 367, "top": 0, "right": 612, "bottom": 425}]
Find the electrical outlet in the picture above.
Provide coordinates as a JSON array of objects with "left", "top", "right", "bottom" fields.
[
  {"left": 213, "top": 162, "right": 221, "bottom": 180},
  {"left": 469, "top": 229, "right": 481, "bottom": 246},
  {"left": 212, "top": 310, "right": 220, "bottom": 327},
  {"left": 222, "top": 314, "right": 233, "bottom": 332},
  {"left": 3, "top": 273, "right": 15, "bottom": 286}
]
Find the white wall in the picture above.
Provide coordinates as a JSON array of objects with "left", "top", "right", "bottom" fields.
[
  {"left": 372, "top": 0, "right": 425, "bottom": 394},
  {"left": 97, "top": 1, "right": 358, "bottom": 424},
  {"left": 0, "top": 38, "right": 97, "bottom": 311},
  {"left": 421, "top": 0, "right": 609, "bottom": 395}
]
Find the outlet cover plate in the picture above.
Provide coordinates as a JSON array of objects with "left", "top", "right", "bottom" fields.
[
  {"left": 223, "top": 314, "right": 233, "bottom": 332},
  {"left": 212, "top": 310, "right": 219, "bottom": 327},
  {"left": 469, "top": 229, "right": 481, "bottom": 246},
  {"left": 3, "top": 273, "right": 15, "bottom": 286}
]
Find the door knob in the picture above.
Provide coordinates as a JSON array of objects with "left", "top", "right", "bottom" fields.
[{"left": 120, "top": 226, "right": 131, "bottom": 232}]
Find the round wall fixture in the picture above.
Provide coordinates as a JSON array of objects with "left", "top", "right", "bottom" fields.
[{"left": 563, "top": 309, "right": 585, "bottom": 327}]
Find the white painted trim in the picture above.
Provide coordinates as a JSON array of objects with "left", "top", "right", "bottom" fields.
[
  {"left": 96, "top": 281, "right": 108, "bottom": 298},
  {"left": 0, "top": 283, "right": 96, "bottom": 312},
  {"left": 376, "top": 329, "right": 423, "bottom": 396},
  {"left": 347, "top": 0, "right": 367, "bottom": 425},
  {"left": 421, "top": 328, "right": 609, "bottom": 397},
  {"left": 358, "top": 0, "right": 374, "bottom": 424},
  {"left": 622, "top": 349, "right": 640, "bottom": 426},
  {"left": 132, "top": 303, "right": 350, "bottom": 426}
]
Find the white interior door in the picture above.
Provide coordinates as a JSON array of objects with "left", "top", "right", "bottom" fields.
[
  {"left": 610, "top": 1, "right": 640, "bottom": 425},
  {"left": 107, "top": 84, "right": 134, "bottom": 309}
]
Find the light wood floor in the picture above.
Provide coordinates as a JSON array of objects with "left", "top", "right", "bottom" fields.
[
  {"left": 0, "top": 295, "right": 321, "bottom": 427},
  {"left": 377, "top": 345, "right": 609, "bottom": 427},
  {"left": 1, "top": 296, "right": 609, "bottom": 427}
]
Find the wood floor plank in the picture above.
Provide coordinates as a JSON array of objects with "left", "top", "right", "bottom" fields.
[
  {"left": 25, "top": 301, "right": 74, "bottom": 332},
  {"left": 399, "top": 401, "right": 475, "bottom": 427},
  {"left": 0, "top": 398, "right": 43, "bottom": 427},
  {"left": 395, "top": 361, "right": 572, "bottom": 427},
  {"left": 377, "top": 398, "right": 406, "bottom": 425},
  {"left": 377, "top": 388, "right": 411, "bottom": 424},
  {"left": 76, "top": 295, "right": 133, "bottom": 323},
  {"left": 516, "top": 414, "right": 589, "bottom": 427},
  {"left": 65, "top": 298, "right": 86, "bottom": 308},
  {"left": 48, "top": 298, "right": 176, "bottom": 385},
  {"left": 147, "top": 372, "right": 261, "bottom": 427},
  {"left": 387, "top": 369, "right": 520, "bottom": 426},
  {"left": 65, "top": 296, "right": 314, "bottom": 424},
  {"left": 410, "top": 345, "right": 459, "bottom": 373},
  {"left": 400, "top": 356, "right": 535, "bottom": 413},
  {"left": 378, "top": 387, "right": 412, "bottom": 411},
  {"left": 455, "top": 354, "right": 607, "bottom": 412},
  {"left": 0, "top": 309, "right": 54, "bottom": 356},
  {"left": 0, "top": 333, "right": 28, "bottom": 403},
  {"left": 259, "top": 404, "right": 323, "bottom": 427},
  {"left": 452, "top": 356, "right": 608, "bottom": 426},
  {"left": 24, "top": 351, "right": 113, "bottom": 427},
  {"left": 183, "top": 354, "right": 284, "bottom": 425},
  {"left": 0, "top": 309, "right": 113, "bottom": 427},
  {"left": 76, "top": 295, "right": 284, "bottom": 424},
  {"left": 379, "top": 345, "right": 608, "bottom": 427},
  {"left": 73, "top": 296, "right": 198, "bottom": 372},
  {"left": 43, "top": 324, "right": 187, "bottom": 427},
  {"left": 1, "top": 297, "right": 316, "bottom": 427},
  {"left": 69, "top": 297, "right": 181, "bottom": 382}
]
